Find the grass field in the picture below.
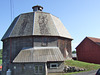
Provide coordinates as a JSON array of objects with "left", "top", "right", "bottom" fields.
[
  {"left": 0, "top": 49, "right": 2, "bottom": 59},
  {"left": 0, "top": 49, "right": 2, "bottom": 65},
  {"left": 0, "top": 60, "right": 2, "bottom": 65},
  {"left": 64, "top": 60, "right": 100, "bottom": 75},
  {"left": 65, "top": 60, "right": 100, "bottom": 71},
  {"left": 49, "top": 60, "right": 100, "bottom": 75}
]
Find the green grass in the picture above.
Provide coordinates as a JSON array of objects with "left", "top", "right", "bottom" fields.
[
  {"left": 64, "top": 72, "right": 82, "bottom": 75},
  {"left": 49, "top": 60, "right": 100, "bottom": 75},
  {"left": 48, "top": 72, "right": 81, "bottom": 75},
  {"left": 0, "top": 49, "right": 2, "bottom": 65},
  {"left": 0, "top": 49, "right": 2, "bottom": 58},
  {"left": 61, "top": 60, "right": 100, "bottom": 75},
  {"left": 65, "top": 60, "right": 100, "bottom": 71},
  {"left": 0, "top": 60, "right": 2, "bottom": 65}
]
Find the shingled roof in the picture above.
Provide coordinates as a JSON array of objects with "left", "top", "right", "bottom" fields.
[
  {"left": 2, "top": 7, "right": 72, "bottom": 40},
  {"left": 13, "top": 47, "right": 64, "bottom": 63},
  {"left": 87, "top": 37, "right": 100, "bottom": 46}
]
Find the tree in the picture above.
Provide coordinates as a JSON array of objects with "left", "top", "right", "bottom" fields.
[
  {"left": 72, "top": 50, "right": 76, "bottom": 54},
  {"left": 0, "top": 49, "right": 2, "bottom": 58}
]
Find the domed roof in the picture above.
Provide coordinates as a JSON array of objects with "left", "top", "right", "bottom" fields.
[{"left": 2, "top": 5, "right": 72, "bottom": 40}]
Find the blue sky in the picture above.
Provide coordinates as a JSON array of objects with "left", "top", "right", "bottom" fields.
[{"left": 0, "top": 0, "right": 100, "bottom": 50}]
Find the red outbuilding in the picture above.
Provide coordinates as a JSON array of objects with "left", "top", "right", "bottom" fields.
[
  {"left": 0, "top": 66, "right": 2, "bottom": 70},
  {"left": 76, "top": 37, "right": 100, "bottom": 64}
]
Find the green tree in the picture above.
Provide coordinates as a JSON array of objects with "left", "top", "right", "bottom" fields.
[
  {"left": 0, "top": 49, "right": 2, "bottom": 58},
  {"left": 72, "top": 50, "right": 76, "bottom": 54}
]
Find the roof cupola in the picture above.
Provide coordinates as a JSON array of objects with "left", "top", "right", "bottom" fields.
[{"left": 32, "top": 5, "right": 43, "bottom": 11}]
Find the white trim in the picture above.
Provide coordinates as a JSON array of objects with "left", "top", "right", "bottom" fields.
[
  {"left": 50, "top": 63, "right": 58, "bottom": 69},
  {"left": 45, "top": 63, "right": 48, "bottom": 75}
]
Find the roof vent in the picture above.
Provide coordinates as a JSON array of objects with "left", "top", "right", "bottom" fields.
[{"left": 32, "top": 5, "right": 43, "bottom": 11}]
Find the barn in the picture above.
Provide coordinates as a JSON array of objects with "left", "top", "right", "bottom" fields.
[
  {"left": 1, "top": 5, "right": 73, "bottom": 75},
  {"left": 76, "top": 37, "right": 100, "bottom": 64}
]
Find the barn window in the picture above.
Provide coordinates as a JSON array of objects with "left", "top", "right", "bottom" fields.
[
  {"left": 41, "top": 37, "right": 48, "bottom": 46},
  {"left": 50, "top": 63, "right": 58, "bottom": 68},
  {"left": 34, "top": 66, "right": 38, "bottom": 73},
  {"left": 39, "top": 66, "right": 43, "bottom": 73},
  {"left": 34, "top": 65, "right": 43, "bottom": 74}
]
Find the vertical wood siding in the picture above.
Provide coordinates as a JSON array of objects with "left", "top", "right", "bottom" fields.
[{"left": 76, "top": 37, "right": 100, "bottom": 64}]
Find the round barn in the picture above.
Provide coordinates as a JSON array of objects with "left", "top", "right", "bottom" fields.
[{"left": 1, "top": 5, "right": 73, "bottom": 75}]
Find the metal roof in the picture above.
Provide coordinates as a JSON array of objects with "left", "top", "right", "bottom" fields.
[
  {"left": 76, "top": 37, "right": 100, "bottom": 49},
  {"left": 13, "top": 47, "right": 64, "bottom": 63},
  {"left": 2, "top": 11, "right": 72, "bottom": 40},
  {"left": 87, "top": 37, "right": 100, "bottom": 46}
]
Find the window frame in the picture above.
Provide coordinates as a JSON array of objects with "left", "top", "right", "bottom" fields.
[
  {"left": 34, "top": 65, "right": 43, "bottom": 74},
  {"left": 50, "top": 63, "right": 58, "bottom": 69},
  {"left": 41, "top": 37, "right": 48, "bottom": 46}
]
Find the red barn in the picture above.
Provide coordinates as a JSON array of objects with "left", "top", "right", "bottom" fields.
[
  {"left": 76, "top": 37, "right": 100, "bottom": 64},
  {"left": 0, "top": 66, "right": 2, "bottom": 71}
]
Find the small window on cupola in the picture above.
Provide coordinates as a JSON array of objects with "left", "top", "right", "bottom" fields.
[{"left": 41, "top": 37, "right": 48, "bottom": 46}]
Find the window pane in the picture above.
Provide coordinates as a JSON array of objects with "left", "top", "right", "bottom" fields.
[
  {"left": 39, "top": 66, "right": 43, "bottom": 73},
  {"left": 50, "top": 63, "right": 58, "bottom": 68},
  {"left": 52, "top": 65, "right": 57, "bottom": 67},
  {"left": 35, "top": 66, "right": 38, "bottom": 73}
]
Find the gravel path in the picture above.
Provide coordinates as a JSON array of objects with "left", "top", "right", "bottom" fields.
[{"left": 71, "top": 70, "right": 97, "bottom": 75}]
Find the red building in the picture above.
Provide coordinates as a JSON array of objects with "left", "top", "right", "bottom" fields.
[
  {"left": 0, "top": 66, "right": 2, "bottom": 71},
  {"left": 76, "top": 37, "right": 100, "bottom": 64}
]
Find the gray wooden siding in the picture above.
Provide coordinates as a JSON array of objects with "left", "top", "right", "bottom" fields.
[
  {"left": 34, "top": 37, "right": 58, "bottom": 47},
  {"left": 11, "top": 63, "right": 45, "bottom": 75}
]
